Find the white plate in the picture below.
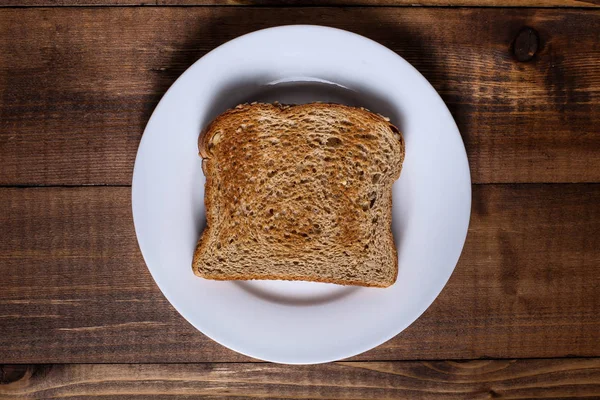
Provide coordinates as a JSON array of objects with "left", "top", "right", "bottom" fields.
[{"left": 132, "top": 25, "right": 471, "bottom": 364}]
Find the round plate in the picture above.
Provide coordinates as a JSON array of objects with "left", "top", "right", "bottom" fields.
[{"left": 132, "top": 25, "right": 471, "bottom": 364}]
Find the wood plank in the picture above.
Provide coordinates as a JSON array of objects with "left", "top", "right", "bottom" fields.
[
  {"left": 1, "top": 0, "right": 599, "bottom": 7},
  {"left": 0, "top": 8, "right": 599, "bottom": 185},
  {"left": 0, "top": 185, "right": 598, "bottom": 363},
  {"left": 1, "top": 359, "right": 600, "bottom": 399}
]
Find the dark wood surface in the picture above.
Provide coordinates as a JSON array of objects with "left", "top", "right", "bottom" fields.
[
  {"left": 0, "top": 2, "right": 599, "bottom": 399},
  {"left": 0, "top": 185, "right": 598, "bottom": 363},
  {"left": 2, "top": 0, "right": 599, "bottom": 7},
  {"left": 1, "top": 8, "right": 599, "bottom": 185},
  {"left": 2, "top": 359, "right": 600, "bottom": 399}
]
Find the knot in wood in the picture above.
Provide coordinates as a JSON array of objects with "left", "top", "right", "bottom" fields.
[
  {"left": 513, "top": 27, "right": 539, "bottom": 62},
  {"left": 0, "top": 365, "right": 30, "bottom": 384}
]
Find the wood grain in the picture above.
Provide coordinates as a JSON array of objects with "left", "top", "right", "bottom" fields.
[
  {"left": 0, "top": 185, "right": 598, "bottom": 363},
  {"left": 1, "top": 359, "right": 600, "bottom": 399},
  {"left": 1, "top": 0, "right": 599, "bottom": 7},
  {"left": 0, "top": 8, "right": 599, "bottom": 185}
]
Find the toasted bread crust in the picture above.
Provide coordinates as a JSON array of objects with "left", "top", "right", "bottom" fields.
[
  {"left": 194, "top": 270, "right": 394, "bottom": 288},
  {"left": 194, "top": 102, "right": 404, "bottom": 288}
]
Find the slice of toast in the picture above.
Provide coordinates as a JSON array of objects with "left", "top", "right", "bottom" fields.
[{"left": 193, "top": 103, "right": 404, "bottom": 287}]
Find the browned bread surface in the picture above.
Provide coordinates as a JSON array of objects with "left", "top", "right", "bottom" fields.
[{"left": 194, "top": 103, "right": 404, "bottom": 287}]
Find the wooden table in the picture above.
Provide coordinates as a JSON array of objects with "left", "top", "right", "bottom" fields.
[{"left": 1, "top": 1, "right": 599, "bottom": 398}]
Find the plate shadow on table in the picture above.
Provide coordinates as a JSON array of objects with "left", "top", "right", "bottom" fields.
[{"left": 148, "top": 7, "right": 450, "bottom": 140}]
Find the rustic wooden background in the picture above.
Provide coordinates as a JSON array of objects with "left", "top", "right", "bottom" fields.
[{"left": 1, "top": 0, "right": 599, "bottom": 398}]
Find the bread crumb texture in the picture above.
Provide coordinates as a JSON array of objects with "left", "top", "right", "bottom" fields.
[{"left": 194, "top": 103, "right": 405, "bottom": 288}]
